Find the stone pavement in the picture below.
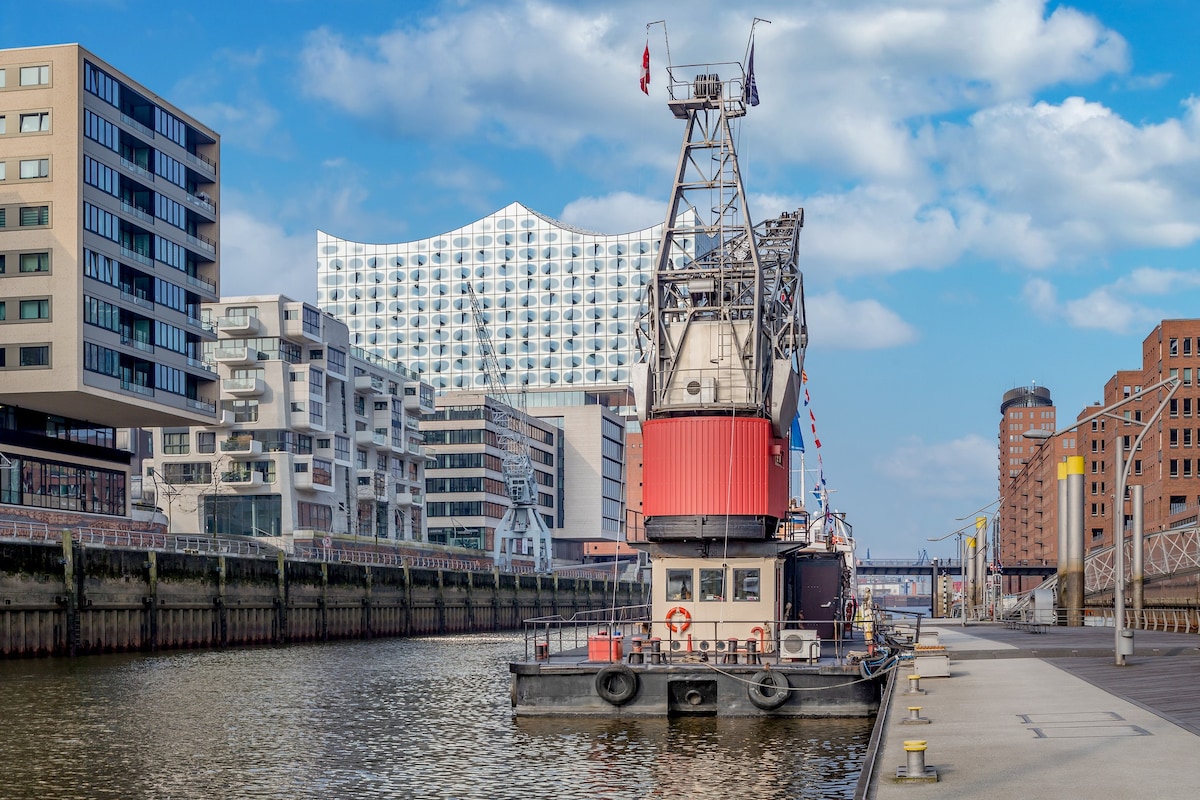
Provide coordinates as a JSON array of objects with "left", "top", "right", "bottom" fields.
[{"left": 865, "top": 622, "right": 1200, "bottom": 799}]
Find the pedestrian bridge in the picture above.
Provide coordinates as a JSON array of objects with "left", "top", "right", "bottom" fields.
[{"left": 857, "top": 559, "right": 1056, "bottom": 578}]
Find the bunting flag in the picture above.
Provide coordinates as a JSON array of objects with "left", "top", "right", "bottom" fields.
[
  {"left": 744, "top": 42, "right": 759, "bottom": 107},
  {"left": 640, "top": 43, "right": 650, "bottom": 95},
  {"left": 790, "top": 412, "right": 805, "bottom": 453}
]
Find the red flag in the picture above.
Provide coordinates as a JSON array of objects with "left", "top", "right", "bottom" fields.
[{"left": 640, "top": 44, "right": 650, "bottom": 95}]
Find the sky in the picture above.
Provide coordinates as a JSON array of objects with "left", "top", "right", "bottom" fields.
[{"left": 9, "top": 0, "right": 1200, "bottom": 560}]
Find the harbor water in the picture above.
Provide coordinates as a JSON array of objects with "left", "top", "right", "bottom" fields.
[{"left": 0, "top": 634, "right": 871, "bottom": 799}]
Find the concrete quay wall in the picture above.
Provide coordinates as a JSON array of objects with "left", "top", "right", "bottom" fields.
[{"left": 0, "top": 539, "right": 645, "bottom": 657}]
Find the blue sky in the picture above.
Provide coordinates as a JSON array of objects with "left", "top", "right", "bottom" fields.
[{"left": 10, "top": 0, "right": 1200, "bottom": 560}]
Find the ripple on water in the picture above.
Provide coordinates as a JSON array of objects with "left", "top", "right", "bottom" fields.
[{"left": 0, "top": 635, "right": 870, "bottom": 799}]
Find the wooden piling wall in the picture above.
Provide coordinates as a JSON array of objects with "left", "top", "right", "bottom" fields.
[{"left": 0, "top": 540, "right": 645, "bottom": 657}]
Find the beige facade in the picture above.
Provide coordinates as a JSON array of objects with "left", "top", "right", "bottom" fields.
[
  {"left": 0, "top": 44, "right": 219, "bottom": 426},
  {"left": 1, "top": 44, "right": 219, "bottom": 524},
  {"left": 143, "top": 296, "right": 434, "bottom": 549}
]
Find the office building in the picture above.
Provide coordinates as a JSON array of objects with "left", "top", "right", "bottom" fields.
[
  {"left": 1, "top": 44, "right": 219, "bottom": 523},
  {"left": 143, "top": 296, "right": 434, "bottom": 548}
]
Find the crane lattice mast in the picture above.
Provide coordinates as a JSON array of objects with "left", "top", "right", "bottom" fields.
[{"left": 466, "top": 284, "right": 553, "bottom": 571}]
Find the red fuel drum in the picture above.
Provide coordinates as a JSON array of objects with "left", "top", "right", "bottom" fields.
[{"left": 642, "top": 416, "right": 789, "bottom": 520}]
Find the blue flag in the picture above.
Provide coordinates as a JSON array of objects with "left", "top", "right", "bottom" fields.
[
  {"left": 744, "top": 43, "right": 760, "bottom": 107},
  {"left": 790, "top": 413, "right": 805, "bottom": 453}
]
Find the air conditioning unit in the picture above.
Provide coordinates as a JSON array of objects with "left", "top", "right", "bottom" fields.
[{"left": 779, "top": 629, "right": 821, "bottom": 663}]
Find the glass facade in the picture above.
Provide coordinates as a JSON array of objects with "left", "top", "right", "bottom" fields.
[{"left": 317, "top": 203, "right": 698, "bottom": 392}]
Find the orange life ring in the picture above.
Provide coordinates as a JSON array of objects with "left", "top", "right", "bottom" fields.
[{"left": 665, "top": 606, "right": 691, "bottom": 633}]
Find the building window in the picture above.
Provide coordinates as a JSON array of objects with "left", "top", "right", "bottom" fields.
[
  {"left": 18, "top": 299, "right": 49, "bottom": 319},
  {"left": 18, "top": 345, "right": 48, "bottom": 366},
  {"left": 198, "top": 431, "right": 216, "bottom": 454},
  {"left": 162, "top": 431, "right": 190, "bottom": 455},
  {"left": 1169, "top": 338, "right": 1179, "bottom": 356},
  {"left": 0, "top": 163, "right": 5, "bottom": 181},
  {"left": 19, "top": 112, "right": 49, "bottom": 132},
  {"left": 1170, "top": 459, "right": 1179, "bottom": 478},
  {"left": 19, "top": 66, "right": 49, "bottom": 86},
  {"left": 19, "top": 252, "right": 49, "bottom": 273},
  {"left": 18, "top": 158, "right": 48, "bottom": 179},
  {"left": 19, "top": 206, "right": 49, "bottom": 226}
]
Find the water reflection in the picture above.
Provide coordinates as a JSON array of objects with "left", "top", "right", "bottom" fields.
[{"left": 0, "top": 635, "right": 868, "bottom": 799}]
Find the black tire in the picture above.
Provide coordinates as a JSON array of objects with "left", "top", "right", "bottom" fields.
[
  {"left": 595, "top": 664, "right": 640, "bottom": 706},
  {"left": 747, "top": 669, "right": 790, "bottom": 710}
]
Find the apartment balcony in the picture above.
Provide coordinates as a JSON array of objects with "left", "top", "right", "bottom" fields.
[
  {"left": 289, "top": 410, "right": 324, "bottom": 433},
  {"left": 354, "top": 374, "right": 387, "bottom": 395},
  {"left": 219, "top": 437, "right": 263, "bottom": 458},
  {"left": 221, "top": 469, "right": 265, "bottom": 488},
  {"left": 294, "top": 458, "right": 335, "bottom": 493},
  {"left": 283, "top": 316, "right": 322, "bottom": 343},
  {"left": 394, "top": 489, "right": 414, "bottom": 507},
  {"left": 213, "top": 345, "right": 257, "bottom": 366},
  {"left": 222, "top": 377, "right": 265, "bottom": 397},
  {"left": 356, "top": 470, "right": 388, "bottom": 501},
  {"left": 355, "top": 429, "right": 388, "bottom": 448},
  {"left": 217, "top": 315, "right": 262, "bottom": 336}
]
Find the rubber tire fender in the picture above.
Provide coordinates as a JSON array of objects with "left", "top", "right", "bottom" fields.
[
  {"left": 595, "top": 664, "right": 640, "bottom": 706},
  {"left": 747, "top": 669, "right": 790, "bottom": 710}
]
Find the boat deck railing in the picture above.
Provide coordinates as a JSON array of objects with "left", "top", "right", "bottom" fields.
[{"left": 521, "top": 607, "right": 915, "bottom": 668}]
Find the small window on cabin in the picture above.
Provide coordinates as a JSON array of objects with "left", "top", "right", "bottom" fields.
[
  {"left": 665, "top": 569, "right": 693, "bottom": 601},
  {"left": 699, "top": 568, "right": 725, "bottom": 601},
  {"left": 733, "top": 568, "right": 760, "bottom": 602}
]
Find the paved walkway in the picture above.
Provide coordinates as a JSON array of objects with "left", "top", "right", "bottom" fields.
[{"left": 866, "top": 622, "right": 1200, "bottom": 799}]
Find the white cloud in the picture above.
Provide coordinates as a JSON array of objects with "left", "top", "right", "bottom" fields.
[
  {"left": 220, "top": 202, "right": 316, "bottom": 302},
  {"left": 875, "top": 433, "right": 997, "bottom": 500},
  {"left": 1021, "top": 267, "right": 1199, "bottom": 334},
  {"left": 558, "top": 192, "right": 663, "bottom": 233},
  {"left": 807, "top": 291, "right": 918, "bottom": 349}
]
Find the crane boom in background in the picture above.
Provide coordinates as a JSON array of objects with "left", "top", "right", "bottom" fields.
[{"left": 466, "top": 284, "right": 552, "bottom": 571}]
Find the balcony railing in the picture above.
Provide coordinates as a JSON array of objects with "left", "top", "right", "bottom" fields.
[
  {"left": 119, "top": 157, "right": 154, "bottom": 182},
  {"left": 120, "top": 245, "right": 153, "bottom": 266},
  {"left": 120, "top": 201, "right": 154, "bottom": 225},
  {"left": 186, "top": 191, "right": 216, "bottom": 216},
  {"left": 120, "top": 291, "right": 154, "bottom": 309},
  {"left": 185, "top": 150, "right": 217, "bottom": 176},
  {"left": 120, "top": 381, "right": 154, "bottom": 397},
  {"left": 186, "top": 232, "right": 217, "bottom": 255},
  {"left": 120, "top": 335, "right": 154, "bottom": 353},
  {"left": 119, "top": 112, "right": 154, "bottom": 139},
  {"left": 187, "top": 397, "right": 217, "bottom": 413},
  {"left": 184, "top": 272, "right": 217, "bottom": 294}
]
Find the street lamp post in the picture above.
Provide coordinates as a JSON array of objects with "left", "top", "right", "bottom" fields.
[{"left": 1023, "top": 375, "right": 1179, "bottom": 663}]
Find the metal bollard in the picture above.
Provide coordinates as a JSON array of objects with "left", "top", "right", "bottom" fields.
[
  {"left": 628, "top": 638, "right": 644, "bottom": 665},
  {"left": 896, "top": 739, "right": 937, "bottom": 782},
  {"left": 906, "top": 740, "right": 927, "bottom": 775},
  {"left": 648, "top": 637, "right": 663, "bottom": 665},
  {"left": 724, "top": 637, "right": 740, "bottom": 664},
  {"left": 745, "top": 638, "right": 759, "bottom": 665},
  {"left": 901, "top": 706, "right": 930, "bottom": 725},
  {"left": 534, "top": 641, "right": 549, "bottom": 661},
  {"left": 905, "top": 674, "right": 926, "bottom": 695}
]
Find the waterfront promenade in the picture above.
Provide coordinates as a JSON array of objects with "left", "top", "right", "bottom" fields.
[{"left": 865, "top": 622, "right": 1200, "bottom": 799}]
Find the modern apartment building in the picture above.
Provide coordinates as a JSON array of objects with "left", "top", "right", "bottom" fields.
[
  {"left": 143, "top": 296, "right": 434, "bottom": 549},
  {"left": 0, "top": 44, "right": 219, "bottom": 523}
]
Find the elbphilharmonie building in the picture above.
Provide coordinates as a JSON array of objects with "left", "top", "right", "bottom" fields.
[{"left": 316, "top": 202, "right": 698, "bottom": 392}]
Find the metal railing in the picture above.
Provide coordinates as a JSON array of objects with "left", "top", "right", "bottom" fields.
[
  {"left": 0, "top": 521, "right": 643, "bottom": 580},
  {"left": 1084, "top": 525, "right": 1200, "bottom": 593}
]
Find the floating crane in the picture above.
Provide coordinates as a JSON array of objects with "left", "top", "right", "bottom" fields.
[
  {"left": 466, "top": 284, "right": 553, "bottom": 572},
  {"left": 633, "top": 62, "right": 806, "bottom": 544}
]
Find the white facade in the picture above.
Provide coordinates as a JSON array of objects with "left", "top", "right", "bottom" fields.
[
  {"left": 143, "top": 296, "right": 434, "bottom": 549},
  {"left": 316, "top": 202, "right": 700, "bottom": 393}
]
